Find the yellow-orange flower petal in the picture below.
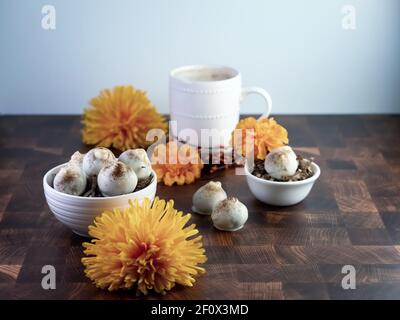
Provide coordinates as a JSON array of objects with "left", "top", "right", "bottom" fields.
[
  {"left": 151, "top": 141, "right": 204, "bottom": 186},
  {"left": 232, "top": 117, "right": 289, "bottom": 160},
  {"left": 82, "top": 85, "right": 167, "bottom": 151},
  {"left": 82, "top": 197, "right": 207, "bottom": 295}
]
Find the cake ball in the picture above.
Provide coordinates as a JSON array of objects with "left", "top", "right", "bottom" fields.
[
  {"left": 264, "top": 146, "right": 298, "bottom": 180},
  {"left": 119, "top": 148, "right": 152, "bottom": 180},
  {"left": 211, "top": 197, "right": 248, "bottom": 231},
  {"left": 53, "top": 164, "right": 87, "bottom": 196},
  {"left": 82, "top": 147, "right": 116, "bottom": 177},
  {"left": 98, "top": 161, "right": 138, "bottom": 197},
  {"left": 69, "top": 151, "right": 84, "bottom": 167},
  {"left": 192, "top": 181, "right": 227, "bottom": 215}
]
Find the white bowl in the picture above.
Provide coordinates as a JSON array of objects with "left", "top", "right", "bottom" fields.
[
  {"left": 43, "top": 163, "right": 157, "bottom": 237},
  {"left": 244, "top": 160, "right": 320, "bottom": 206}
]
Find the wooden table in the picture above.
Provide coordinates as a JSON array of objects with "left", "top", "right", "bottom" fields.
[{"left": 1, "top": 115, "right": 400, "bottom": 300}]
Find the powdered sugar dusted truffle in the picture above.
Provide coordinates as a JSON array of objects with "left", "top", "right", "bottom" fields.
[
  {"left": 69, "top": 151, "right": 84, "bottom": 167},
  {"left": 264, "top": 146, "right": 298, "bottom": 180},
  {"left": 98, "top": 161, "right": 137, "bottom": 197},
  {"left": 192, "top": 181, "right": 227, "bottom": 215},
  {"left": 119, "top": 149, "right": 152, "bottom": 180},
  {"left": 82, "top": 147, "right": 116, "bottom": 177},
  {"left": 211, "top": 197, "right": 248, "bottom": 231},
  {"left": 53, "top": 164, "right": 87, "bottom": 196}
]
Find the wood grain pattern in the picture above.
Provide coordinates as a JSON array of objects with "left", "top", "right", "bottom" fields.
[{"left": 0, "top": 115, "right": 400, "bottom": 299}]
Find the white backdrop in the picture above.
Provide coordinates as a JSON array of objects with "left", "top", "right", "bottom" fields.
[{"left": 1, "top": 0, "right": 400, "bottom": 115}]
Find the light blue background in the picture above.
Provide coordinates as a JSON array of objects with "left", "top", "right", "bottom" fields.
[{"left": 1, "top": 0, "right": 400, "bottom": 115}]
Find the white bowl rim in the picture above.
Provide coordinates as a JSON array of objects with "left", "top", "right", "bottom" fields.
[
  {"left": 245, "top": 159, "right": 321, "bottom": 186},
  {"left": 43, "top": 163, "right": 157, "bottom": 201}
]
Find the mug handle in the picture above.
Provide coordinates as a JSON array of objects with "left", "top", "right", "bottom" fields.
[{"left": 240, "top": 87, "right": 272, "bottom": 119}]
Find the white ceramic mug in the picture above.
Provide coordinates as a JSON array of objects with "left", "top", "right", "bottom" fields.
[{"left": 169, "top": 65, "right": 272, "bottom": 148}]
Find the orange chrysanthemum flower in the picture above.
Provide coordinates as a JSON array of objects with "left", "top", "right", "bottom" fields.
[
  {"left": 82, "top": 85, "right": 167, "bottom": 151},
  {"left": 151, "top": 141, "right": 203, "bottom": 186},
  {"left": 232, "top": 117, "right": 289, "bottom": 160},
  {"left": 82, "top": 197, "right": 207, "bottom": 295}
]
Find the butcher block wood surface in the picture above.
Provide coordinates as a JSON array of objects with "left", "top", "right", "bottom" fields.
[{"left": 0, "top": 115, "right": 400, "bottom": 300}]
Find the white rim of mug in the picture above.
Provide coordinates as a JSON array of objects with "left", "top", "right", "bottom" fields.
[{"left": 170, "top": 64, "right": 240, "bottom": 84}]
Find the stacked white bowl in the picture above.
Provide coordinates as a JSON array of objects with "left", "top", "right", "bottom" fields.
[{"left": 43, "top": 163, "right": 157, "bottom": 237}]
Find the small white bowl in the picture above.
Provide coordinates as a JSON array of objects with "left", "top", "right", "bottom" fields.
[
  {"left": 244, "top": 160, "right": 320, "bottom": 206},
  {"left": 43, "top": 163, "right": 157, "bottom": 237}
]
